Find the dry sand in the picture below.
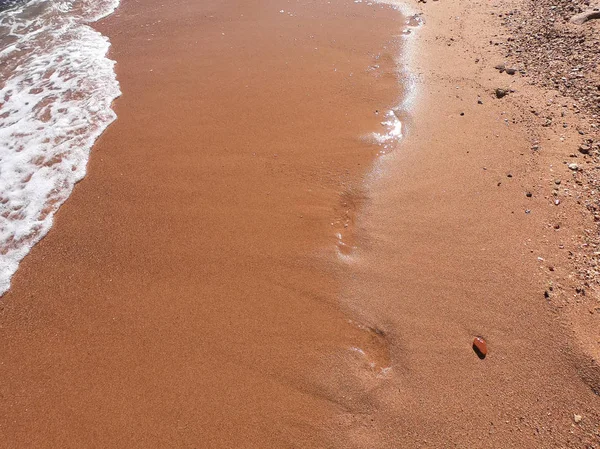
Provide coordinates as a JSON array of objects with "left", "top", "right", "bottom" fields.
[{"left": 0, "top": 0, "right": 599, "bottom": 447}]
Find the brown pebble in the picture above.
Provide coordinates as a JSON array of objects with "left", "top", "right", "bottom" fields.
[
  {"left": 495, "top": 88, "right": 508, "bottom": 99},
  {"left": 473, "top": 337, "right": 487, "bottom": 359},
  {"left": 579, "top": 145, "right": 591, "bottom": 154}
]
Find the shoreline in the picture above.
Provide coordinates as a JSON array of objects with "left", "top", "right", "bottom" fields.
[
  {"left": 0, "top": 0, "right": 598, "bottom": 446},
  {"left": 0, "top": 0, "right": 408, "bottom": 446},
  {"left": 335, "top": 0, "right": 599, "bottom": 445}
]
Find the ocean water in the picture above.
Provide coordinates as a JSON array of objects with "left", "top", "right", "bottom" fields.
[{"left": 0, "top": 0, "right": 120, "bottom": 295}]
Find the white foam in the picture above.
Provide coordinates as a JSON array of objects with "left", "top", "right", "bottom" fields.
[
  {"left": 373, "top": 110, "right": 402, "bottom": 144},
  {"left": 0, "top": 0, "right": 121, "bottom": 295},
  {"left": 367, "top": 0, "right": 420, "bottom": 158}
]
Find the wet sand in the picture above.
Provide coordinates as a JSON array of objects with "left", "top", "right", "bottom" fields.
[{"left": 0, "top": 0, "right": 404, "bottom": 446}]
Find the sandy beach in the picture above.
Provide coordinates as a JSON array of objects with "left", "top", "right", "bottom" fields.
[
  {"left": 0, "top": 0, "right": 599, "bottom": 446},
  {"left": 0, "top": 0, "right": 405, "bottom": 446}
]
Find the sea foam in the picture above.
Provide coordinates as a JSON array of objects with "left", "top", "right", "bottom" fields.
[{"left": 0, "top": 0, "right": 120, "bottom": 295}]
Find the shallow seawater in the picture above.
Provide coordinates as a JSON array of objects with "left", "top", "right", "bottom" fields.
[
  {"left": 0, "top": 0, "right": 120, "bottom": 295},
  {"left": 0, "top": 1, "right": 23, "bottom": 12}
]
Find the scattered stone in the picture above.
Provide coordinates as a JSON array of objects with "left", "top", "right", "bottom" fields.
[
  {"left": 555, "top": 199, "right": 561, "bottom": 205},
  {"left": 526, "top": 192, "right": 533, "bottom": 197},
  {"left": 544, "top": 290, "right": 550, "bottom": 299},
  {"left": 507, "top": 173, "right": 513, "bottom": 178},
  {"left": 503, "top": 2, "right": 600, "bottom": 117},
  {"left": 574, "top": 414, "right": 583, "bottom": 423},
  {"left": 494, "top": 63, "right": 506, "bottom": 72},
  {"left": 555, "top": 179, "right": 561, "bottom": 185},
  {"left": 525, "top": 209, "right": 531, "bottom": 214},
  {"left": 579, "top": 144, "right": 591, "bottom": 154},
  {"left": 495, "top": 88, "right": 508, "bottom": 98},
  {"left": 477, "top": 98, "right": 483, "bottom": 105},
  {"left": 473, "top": 337, "right": 487, "bottom": 359},
  {"left": 568, "top": 163, "right": 579, "bottom": 171},
  {"left": 460, "top": 112, "right": 465, "bottom": 116},
  {"left": 505, "top": 67, "right": 517, "bottom": 75},
  {"left": 531, "top": 144, "right": 539, "bottom": 151}
]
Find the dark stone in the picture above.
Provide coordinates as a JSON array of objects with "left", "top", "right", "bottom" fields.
[
  {"left": 495, "top": 88, "right": 508, "bottom": 98},
  {"left": 579, "top": 145, "right": 591, "bottom": 154}
]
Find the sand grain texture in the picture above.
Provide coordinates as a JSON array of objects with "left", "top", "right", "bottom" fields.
[
  {"left": 0, "top": 0, "right": 403, "bottom": 446},
  {"left": 1, "top": 0, "right": 599, "bottom": 447}
]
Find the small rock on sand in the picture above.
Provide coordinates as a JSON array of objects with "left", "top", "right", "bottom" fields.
[
  {"left": 568, "top": 163, "right": 579, "bottom": 171},
  {"left": 473, "top": 336, "right": 487, "bottom": 359},
  {"left": 579, "top": 144, "right": 591, "bottom": 154},
  {"left": 495, "top": 88, "right": 508, "bottom": 98},
  {"left": 570, "top": 9, "right": 600, "bottom": 25},
  {"left": 574, "top": 414, "right": 582, "bottom": 423}
]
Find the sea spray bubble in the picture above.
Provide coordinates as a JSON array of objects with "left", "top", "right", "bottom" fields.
[{"left": 0, "top": 0, "right": 121, "bottom": 295}]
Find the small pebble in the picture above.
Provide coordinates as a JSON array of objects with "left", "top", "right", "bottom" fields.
[
  {"left": 473, "top": 337, "right": 487, "bottom": 359},
  {"left": 495, "top": 88, "right": 508, "bottom": 98},
  {"left": 579, "top": 145, "right": 591, "bottom": 154},
  {"left": 568, "top": 163, "right": 579, "bottom": 171},
  {"left": 526, "top": 192, "right": 532, "bottom": 197},
  {"left": 574, "top": 414, "right": 582, "bottom": 424}
]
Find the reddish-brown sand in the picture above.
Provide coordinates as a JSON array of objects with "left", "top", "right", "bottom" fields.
[
  {"left": 0, "top": 0, "right": 404, "bottom": 447},
  {"left": 1, "top": 0, "right": 599, "bottom": 447}
]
